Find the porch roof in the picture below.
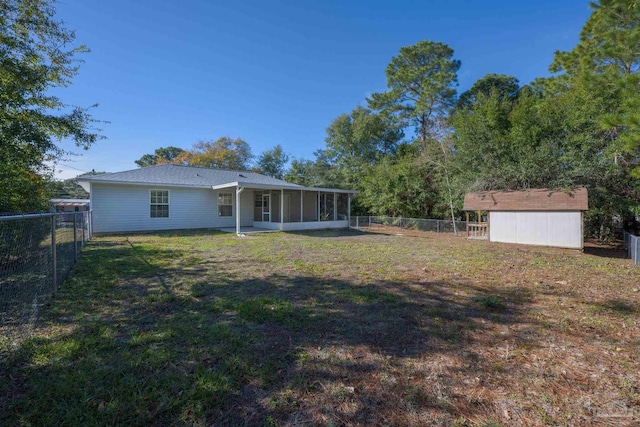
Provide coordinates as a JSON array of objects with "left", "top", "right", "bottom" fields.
[{"left": 211, "top": 181, "right": 357, "bottom": 194}]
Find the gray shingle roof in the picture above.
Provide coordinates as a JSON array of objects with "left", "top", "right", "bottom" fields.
[{"left": 77, "top": 165, "right": 301, "bottom": 188}]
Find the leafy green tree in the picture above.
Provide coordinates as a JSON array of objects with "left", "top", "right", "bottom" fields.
[
  {"left": 255, "top": 145, "right": 289, "bottom": 179},
  {"left": 450, "top": 85, "right": 594, "bottom": 192},
  {"left": 49, "top": 178, "right": 89, "bottom": 199},
  {"left": 0, "top": 0, "right": 101, "bottom": 213},
  {"left": 283, "top": 159, "right": 314, "bottom": 187},
  {"left": 360, "top": 144, "right": 438, "bottom": 217},
  {"left": 324, "top": 106, "right": 403, "bottom": 188},
  {"left": 189, "top": 137, "right": 253, "bottom": 170},
  {"left": 134, "top": 146, "right": 187, "bottom": 167},
  {"left": 543, "top": 0, "right": 640, "bottom": 235},
  {"left": 283, "top": 152, "right": 346, "bottom": 189},
  {"left": 325, "top": 106, "right": 402, "bottom": 165},
  {"left": 368, "top": 40, "right": 460, "bottom": 149},
  {"left": 48, "top": 170, "right": 105, "bottom": 199},
  {"left": 456, "top": 74, "right": 520, "bottom": 110},
  {"left": 551, "top": 0, "right": 640, "bottom": 175}
]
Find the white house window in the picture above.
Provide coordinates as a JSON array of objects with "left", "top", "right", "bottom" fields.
[
  {"left": 150, "top": 189, "right": 169, "bottom": 218},
  {"left": 218, "top": 193, "right": 233, "bottom": 217}
]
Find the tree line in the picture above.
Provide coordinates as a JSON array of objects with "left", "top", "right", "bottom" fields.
[{"left": 3, "top": 0, "right": 639, "bottom": 238}]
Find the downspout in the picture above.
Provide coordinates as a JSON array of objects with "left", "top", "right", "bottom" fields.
[
  {"left": 89, "top": 182, "right": 94, "bottom": 238},
  {"left": 236, "top": 186, "right": 244, "bottom": 236}
]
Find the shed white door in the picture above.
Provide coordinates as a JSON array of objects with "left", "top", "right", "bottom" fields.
[{"left": 490, "top": 211, "right": 582, "bottom": 248}]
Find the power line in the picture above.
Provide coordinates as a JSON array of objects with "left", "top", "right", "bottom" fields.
[{"left": 58, "top": 163, "right": 89, "bottom": 173}]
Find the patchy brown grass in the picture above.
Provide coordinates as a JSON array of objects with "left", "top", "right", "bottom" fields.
[{"left": 1, "top": 228, "right": 639, "bottom": 426}]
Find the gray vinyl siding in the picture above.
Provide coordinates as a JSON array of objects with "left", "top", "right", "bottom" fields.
[{"left": 91, "top": 183, "right": 239, "bottom": 233}]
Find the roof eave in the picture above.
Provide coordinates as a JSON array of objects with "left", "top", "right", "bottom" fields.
[
  {"left": 79, "top": 179, "right": 357, "bottom": 194},
  {"left": 77, "top": 179, "right": 214, "bottom": 189},
  {"left": 214, "top": 181, "right": 357, "bottom": 193}
]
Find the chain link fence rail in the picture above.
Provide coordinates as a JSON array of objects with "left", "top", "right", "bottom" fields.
[
  {"left": 350, "top": 216, "right": 467, "bottom": 234},
  {"left": 623, "top": 231, "right": 640, "bottom": 265},
  {"left": 0, "top": 211, "right": 92, "bottom": 350}
]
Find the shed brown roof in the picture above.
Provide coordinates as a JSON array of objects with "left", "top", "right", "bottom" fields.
[{"left": 463, "top": 188, "right": 588, "bottom": 211}]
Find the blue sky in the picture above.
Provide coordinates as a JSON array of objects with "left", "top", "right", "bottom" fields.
[{"left": 52, "top": 0, "right": 592, "bottom": 179}]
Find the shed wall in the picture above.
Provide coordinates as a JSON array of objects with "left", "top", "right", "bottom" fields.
[{"left": 490, "top": 211, "right": 582, "bottom": 249}]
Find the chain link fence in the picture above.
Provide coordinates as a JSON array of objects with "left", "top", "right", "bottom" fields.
[
  {"left": 623, "top": 231, "right": 640, "bottom": 265},
  {"left": 0, "top": 211, "right": 92, "bottom": 350},
  {"left": 350, "top": 215, "right": 467, "bottom": 234}
]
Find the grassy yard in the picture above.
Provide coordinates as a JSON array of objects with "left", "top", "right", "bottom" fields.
[{"left": 1, "top": 229, "right": 639, "bottom": 426}]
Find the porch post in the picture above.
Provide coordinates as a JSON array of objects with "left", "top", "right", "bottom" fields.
[
  {"left": 317, "top": 191, "right": 320, "bottom": 222},
  {"left": 347, "top": 194, "right": 351, "bottom": 228},
  {"left": 236, "top": 186, "right": 243, "bottom": 235},
  {"left": 487, "top": 211, "right": 490, "bottom": 240},
  {"left": 300, "top": 190, "right": 303, "bottom": 223},
  {"left": 281, "top": 188, "right": 284, "bottom": 230},
  {"left": 465, "top": 211, "right": 469, "bottom": 238},
  {"left": 333, "top": 193, "right": 337, "bottom": 222}
]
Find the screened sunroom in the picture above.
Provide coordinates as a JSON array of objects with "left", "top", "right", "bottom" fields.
[{"left": 211, "top": 182, "right": 355, "bottom": 235}]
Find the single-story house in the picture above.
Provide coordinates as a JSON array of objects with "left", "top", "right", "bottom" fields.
[
  {"left": 463, "top": 187, "right": 588, "bottom": 249},
  {"left": 77, "top": 165, "right": 356, "bottom": 234}
]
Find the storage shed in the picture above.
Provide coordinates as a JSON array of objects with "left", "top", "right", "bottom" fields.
[
  {"left": 51, "top": 198, "right": 90, "bottom": 212},
  {"left": 463, "top": 188, "right": 588, "bottom": 249}
]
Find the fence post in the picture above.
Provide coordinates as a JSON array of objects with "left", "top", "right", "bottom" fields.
[
  {"left": 437, "top": 220, "right": 440, "bottom": 233},
  {"left": 368, "top": 216, "right": 371, "bottom": 228},
  {"left": 636, "top": 237, "right": 640, "bottom": 265},
  {"left": 73, "top": 213, "right": 78, "bottom": 262},
  {"left": 356, "top": 216, "right": 359, "bottom": 230},
  {"left": 51, "top": 215, "right": 57, "bottom": 296},
  {"left": 82, "top": 212, "right": 86, "bottom": 246}
]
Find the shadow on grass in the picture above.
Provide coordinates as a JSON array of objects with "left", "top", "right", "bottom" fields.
[
  {"left": 588, "top": 299, "right": 639, "bottom": 317},
  {"left": 583, "top": 241, "right": 628, "bottom": 259},
  {"left": 282, "top": 228, "right": 388, "bottom": 239},
  {"left": 95, "top": 228, "right": 228, "bottom": 239},
  {"left": 2, "top": 236, "right": 540, "bottom": 426}
]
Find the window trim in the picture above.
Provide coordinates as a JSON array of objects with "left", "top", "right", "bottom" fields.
[
  {"left": 150, "top": 189, "right": 170, "bottom": 219},
  {"left": 218, "top": 192, "right": 233, "bottom": 217}
]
